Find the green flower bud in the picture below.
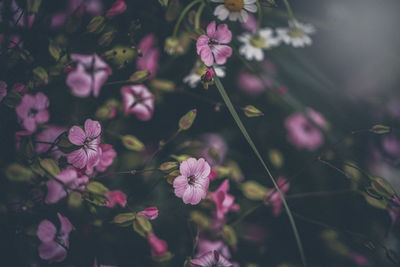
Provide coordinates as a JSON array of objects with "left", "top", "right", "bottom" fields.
[
  {"left": 87, "top": 16, "right": 105, "bottom": 33},
  {"left": 243, "top": 105, "right": 264, "bottom": 118},
  {"left": 6, "top": 163, "right": 33, "bottom": 182},
  {"left": 129, "top": 70, "right": 151, "bottom": 83},
  {"left": 121, "top": 135, "right": 145, "bottom": 151},
  {"left": 159, "top": 161, "right": 179, "bottom": 173},
  {"left": 241, "top": 181, "right": 268, "bottom": 201},
  {"left": 179, "top": 109, "right": 197, "bottom": 131}
]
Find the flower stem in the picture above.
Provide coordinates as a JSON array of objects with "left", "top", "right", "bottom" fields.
[
  {"left": 282, "top": 0, "right": 295, "bottom": 20},
  {"left": 256, "top": 0, "right": 263, "bottom": 29},
  {"left": 194, "top": 2, "right": 206, "bottom": 30},
  {"left": 173, "top": 0, "right": 203, "bottom": 37}
]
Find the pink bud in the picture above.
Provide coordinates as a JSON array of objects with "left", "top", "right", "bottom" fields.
[
  {"left": 106, "top": 0, "right": 127, "bottom": 18},
  {"left": 201, "top": 68, "right": 215, "bottom": 82},
  {"left": 208, "top": 168, "right": 217, "bottom": 182},
  {"left": 147, "top": 233, "right": 168, "bottom": 257},
  {"left": 105, "top": 190, "right": 127, "bottom": 208},
  {"left": 138, "top": 206, "right": 159, "bottom": 220}
]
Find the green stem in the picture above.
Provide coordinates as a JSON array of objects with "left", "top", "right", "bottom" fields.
[
  {"left": 173, "top": 0, "right": 202, "bottom": 37},
  {"left": 213, "top": 73, "right": 307, "bottom": 267},
  {"left": 282, "top": 0, "right": 295, "bottom": 20},
  {"left": 286, "top": 189, "right": 355, "bottom": 200},
  {"left": 256, "top": 0, "right": 262, "bottom": 29},
  {"left": 194, "top": 2, "right": 205, "bottom": 30}
]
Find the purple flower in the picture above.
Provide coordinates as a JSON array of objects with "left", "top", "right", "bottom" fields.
[
  {"left": 106, "top": 0, "right": 127, "bottom": 18},
  {"left": 121, "top": 84, "right": 154, "bottom": 121},
  {"left": 196, "top": 238, "right": 231, "bottom": 260},
  {"left": 209, "top": 179, "right": 239, "bottom": 220},
  {"left": 104, "top": 190, "right": 127, "bottom": 208},
  {"left": 66, "top": 54, "right": 112, "bottom": 98},
  {"left": 138, "top": 206, "right": 159, "bottom": 220},
  {"left": 67, "top": 119, "right": 101, "bottom": 172},
  {"left": 173, "top": 158, "right": 211, "bottom": 205},
  {"left": 35, "top": 125, "right": 67, "bottom": 155},
  {"left": 37, "top": 213, "right": 72, "bottom": 262},
  {"left": 137, "top": 34, "right": 160, "bottom": 78},
  {"left": 95, "top": 144, "right": 117, "bottom": 172},
  {"left": 191, "top": 250, "right": 233, "bottom": 267},
  {"left": 267, "top": 177, "right": 289, "bottom": 216},
  {"left": 196, "top": 21, "right": 232, "bottom": 67},
  {"left": 16, "top": 92, "right": 50, "bottom": 133}
]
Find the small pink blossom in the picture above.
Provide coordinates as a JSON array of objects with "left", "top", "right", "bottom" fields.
[
  {"left": 196, "top": 21, "right": 232, "bottom": 67},
  {"left": 106, "top": 0, "right": 127, "bottom": 18},
  {"left": 173, "top": 158, "right": 211, "bottom": 205},
  {"left": 138, "top": 206, "right": 159, "bottom": 220},
  {"left": 0, "top": 81, "right": 7, "bottom": 102},
  {"left": 37, "top": 213, "right": 72, "bottom": 262},
  {"left": 237, "top": 70, "right": 271, "bottom": 96},
  {"left": 209, "top": 179, "right": 239, "bottom": 220},
  {"left": 137, "top": 34, "right": 160, "bottom": 78},
  {"left": 104, "top": 190, "right": 127, "bottom": 208},
  {"left": 67, "top": 54, "right": 112, "bottom": 98},
  {"left": 16, "top": 92, "right": 50, "bottom": 132},
  {"left": 35, "top": 125, "right": 67, "bottom": 155},
  {"left": 191, "top": 250, "right": 233, "bottom": 267},
  {"left": 147, "top": 233, "right": 168, "bottom": 257},
  {"left": 284, "top": 108, "right": 327, "bottom": 151},
  {"left": 45, "top": 168, "right": 89, "bottom": 204},
  {"left": 67, "top": 119, "right": 101, "bottom": 172},
  {"left": 196, "top": 238, "right": 231, "bottom": 260},
  {"left": 121, "top": 84, "right": 154, "bottom": 121},
  {"left": 267, "top": 177, "right": 290, "bottom": 216},
  {"left": 95, "top": 144, "right": 117, "bottom": 172}
]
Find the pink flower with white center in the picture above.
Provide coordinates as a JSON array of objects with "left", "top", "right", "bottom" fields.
[
  {"left": 137, "top": 34, "right": 160, "bottom": 78},
  {"left": 0, "top": 81, "right": 7, "bottom": 102},
  {"left": 266, "top": 177, "right": 289, "bottom": 216},
  {"left": 16, "top": 92, "right": 50, "bottom": 133},
  {"left": 196, "top": 238, "right": 231, "bottom": 260},
  {"left": 147, "top": 233, "right": 168, "bottom": 257},
  {"left": 284, "top": 108, "right": 327, "bottom": 151},
  {"left": 191, "top": 250, "right": 233, "bottom": 267},
  {"left": 106, "top": 0, "right": 127, "bottom": 18},
  {"left": 66, "top": 53, "right": 112, "bottom": 98},
  {"left": 67, "top": 119, "right": 101, "bottom": 172},
  {"left": 95, "top": 144, "right": 117, "bottom": 172},
  {"left": 37, "top": 213, "right": 72, "bottom": 262},
  {"left": 35, "top": 125, "right": 67, "bottom": 155},
  {"left": 173, "top": 158, "right": 211, "bottom": 205},
  {"left": 138, "top": 206, "right": 159, "bottom": 220},
  {"left": 196, "top": 21, "right": 232, "bottom": 67},
  {"left": 104, "top": 190, "right": 127, "bottom": 208},
  {"left": 45, "top": 167, "right": 89, "bottom": 204},
  {"left": 209, "top": 179, "right": 239, "bottom": 220},
  {"left": 121, "top": 84, "right": 154, "bottom": 121}
]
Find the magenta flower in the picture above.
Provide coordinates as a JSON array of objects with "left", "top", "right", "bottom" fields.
[
  {"left": 0, "top": 81, "right": 7, "bottom": 102},
  {"left": 67, "top": 119, "right": 101, "bottom": 172},
  {"left": 237, "top": 70, "right": 271, "bottom": 96},
  {"left": 37, "top": 213, "right": 72, "bottom": 262},
  {"left": 173, "top": 158, "right": 211, "bottom": 205},
  {"left": 16, "top": 92, "right": 50, "bottom": 132},
  {"left": 147, "top": 233, "right": 168, "bottom": 257},
  {"left": 104, "top": 190, "right": 127, "bottom": 208},
  {"left": 191, "top": 250, "right": 233, "bottom": 267},
  {"left": 45, "top": 168, "right": 89, "bottom": 204},
  {"left": 196, "top": 238, "right": 231, "bottom": 260},
  {"left": 284, "top": 108, "right": 327, "bottom": 151},
  {"left": 66, "top": 54, "right": 112, "bottom": 98},
  {"left": 267, "top": 177, "right": 290, "bottom": 216},
  {"left": 137, "top": 34, "right": 160, "bottom": 78},
  {"left": 106, "top": 0, "right": 127, "bottom": 18},
  {"left": 121, "top": 85, "right": 154, "bottom": 121},
  {"left": 95, "top": 144, "right": 117, "bottom": 172},
  {"left": 196, "top": 21, "right": 232, "bottom": 67},
  {"left": 209, "top": 179, "right": 239, "bottom": 220},
  {"left": 35, "top": 125, "right": 67, "bottom": 155},
  {"left": 138, "top": 206, "right": 159, "bottom": 220}
]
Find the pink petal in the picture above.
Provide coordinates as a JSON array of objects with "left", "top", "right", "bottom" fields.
[
  {"left": 173, "top": 175, "right": 189, "bottom": 198},
  {"left": 196, "top": 35, "right": 209, "bottom": 54},
  {"left": 38, "top": 242, "right": 67, "bottom": 262},
  {"left": 183, "top": 186, "right": 203, "bottom": 205},
  {"left": 35, "top": 92, "right": 49, "bottom": 109},
  {"left": 138, "top": 206, "right": 159, "bottom": 220},
  {"left": 68, "top": 126, "right": 86, "bottom": 145},
  {"left": 206, "top": 21, "right": 216, "bottom": 38},
  {"left": 212, "top": 45, "right": 232, "bottom": 65},
  {"left": 179, "top": 158, "right": 197, "bottom": 177},
  {"left": 194, "top": 158, "right": 211, "bottom": 179},
  {"left": 215, "top": 24, "right": 232, "bottom": 44},
  {"left": 200, "top": 48, "right": 214, "bottom": 67},
  {"left": 45, "top": 180, "right": 66, "bottom": 204},
  {"left": 58, "top": 213, "right": 73, "bottom": 234},
  {"left": 131, "top": 103, "right": 153, "bottom": 121},
  {"left": 35, "top": 110, "right": 50, "bottom": 124},
  {"left": 66, "top": 65, "right": 92, "bottom": 98},
  {"left": 37, "top": 220, "right": 56, "bottom": 242},
  {"left": 23, "top": 117, "right": 37, "bottom": 132},
  {"left": 84, "top": 119, "right": 101, "bottom": 138},
  {"left": 67, "top": 148, "right": 87, "bottom": 169},
  {"left": 92, "top": 70, "right": 109, "bottom": 97}
]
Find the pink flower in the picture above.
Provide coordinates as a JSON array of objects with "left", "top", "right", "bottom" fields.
[
  {"left": 11, "top": 83, "right": 28, "bottom": 94},
  {"left": 121, "top": 84, "right": 154, "bottom": 121},
  {"left": 237, "top": 70, "right": 271, "bottom": 96},
  {"left": 104, "top": 190, "right": 127, "bottom": 208},
  {"left": 0, "top": 81, "right": 7, "bottom": 102},
  {"left": 147, "top": 233, "right": 168, "bottom": 257},
  {"left": 196, "top": 238, "right": 231, "bottom": 259},
  {"left": 201, "top": 133, "right": 228, "bottom": 167},
  {"left": 349, "top": 253, "right": 368, "bottom": 266},
  {"left": 137, "top": 34, "right": 160, "bottom": 78},
  {"left": 16, "top": 92, "right": 50, "bottom": 132},
  {"left": 196, "top": 21, "right": 232, "bottom": 67},
  {"left": 138, "top": 206, "right": 159, "bottom": 220},
  {"left": 191, "top": 250, "right": 233, "bottom": 267},
  {"left": 173, "top": 158, "right": 211, "bottom": 205},
  {"left": 67, "top": 119, "right": 101, "bottom": 172},
  {"left": 35, "top": 125, "right": 67, "bottom": 155},
  {"left": 284, "top": 108, "right": 327, "bottom": 151},
  {"left": 95, "top": 144, "right": 117, "bottom": 172},
  {"left": 67, "top": 54, "right": 112, "bottom": 98},
  {"left": 106, "top": 0, "right": 127, "bottom": 18},
  {"left": 209, "top": 179, "right": 239, "bottom": 220},
  {"left": 37, "top": 213, "right": 72, "bottom": 262},
  {"left": 45, "top": 168, "right": 88, "bottom": 204},
  {"left": 267, "top": 177, "right": 290, "bottom": 216}
]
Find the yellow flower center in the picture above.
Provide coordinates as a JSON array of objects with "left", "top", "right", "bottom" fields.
[
  {"left": 224, "top": 0, "right": 244, "bottom": 12},
  {"left": 249, "top": 35, "right": 266, "bottom": 48}
]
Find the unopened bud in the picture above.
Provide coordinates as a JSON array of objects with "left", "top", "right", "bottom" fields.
[
  {"left": 87, "top": 16, "right": 105, "bottom": 33},
  {"left": 179, "top": 109, "right": 197, "bottom": 130},
  {"left": 99, "top": 30, "right": 116, "bottom": 46},
  {"left": 121, "top": 135, "right": 145, "bottom": 151},
  {"left": 370, "top": 177, "right": 395, "bottom": 198},
  {"left": 243, "top": 105, "right": 264, "bottom": 118},
  {"left": 129, "top": 70, "right": 150, "bottom": 83},
  {"left": 222, "top": 225, "right": 237, "bottom": 248},
  {"left": 33, "top": 66, "right": 49, "bottom": 84},
  {"left": 164, "top": 37, "right": 180, "bottom": 55},
  {"left": 106, "top": 0, "right": 127, "bottom": 18},
  {"left": 6, "top": 163, "right": 32, "bottom": 182},
  {"left": 369, "top": 124, "right": 391, "bottom": 134},
  {"left": 133, "top": 214, "right": 152, "bottom": 237},
  {"left": 39, "top": 158, "right": 60, "bottom": 177},
  {"left": 190, "top": 211, "right": 210, "bottom": 229},
  {"left": 150, "top": 79, "right": 175, "bottom": 92},
  {"left": 86, "top": 181, "right": 109, "bottom": 195},
  {"left": 159, "top": 161, "right": 178, "bottom": 172},
  {"left": 241, "top": 181, "right": 268, "bottom": 200},
  {"left": 113, "top": 212, "right": 136, "bottom": 225}
]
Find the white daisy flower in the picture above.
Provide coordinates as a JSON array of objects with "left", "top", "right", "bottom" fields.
[
  {"left": 238, "top": 28, "right": 280, "bottom": 61},
  {"left": 276, "top": 19, "right": 316, "bottom": 48},
  {"left": 183, "top": 61, "right": 225, "bottom": 88},
  {"left": 211, "top": 0, "right": 257, "bottom": 23}
]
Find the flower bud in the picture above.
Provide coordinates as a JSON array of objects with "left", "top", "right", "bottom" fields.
[
  {"left": 147, "top": 233, "right": 168, "bottom": 257},
  {"left": 33, "top": 66, "right": 49, "bottom": 84},
  {"left": 113, "top": 212, "right": 136, "bottom": 225},
  {"left": 201, "top": 68, "right": 215, "bottom": 89},
  {"left": 179, "top": 109, "right": 197, "bottom": 131},
  {"left": 222, "top": 225, "right": 237, "bottom": 248},
  {"left": 158, "top": 0, "right": 169, "bottom": 7},
  {"left": 370, "top": 124, "right": 391, "bottom": 134},
  {"left": 133, "top": 214, "right": 152, "bottom": 237},
  {"left": 99, "top": 30, "right": 116, "bottom": 46},
  {"left": 105, "top": 190, "right": 127, "bottom": 208},
  {"left": 129, "top": 70, "right": 151, "bottom": 83},
  {"left": 241, "top": 181, "right": 268, "bottom": 200},
  {"left": 106, "top": 0, "right": 127, "bottom": 18},
  {"left": 39, "top": 158, "right": 60, "bottom": 177},
  {"left": 86, "top": 16, "right": 105, "bottom": 33},
  {"left": 150, "top": 79, "right": 175, "bottom": 92},
  {"left": 87, "top": 182, "right": 109, "bottom": 195},
  {"left": 370, "top": 177, "right": 395, "bottom": 199},
  {"left": 27, "top": 0, "right": 42, "bottom": 13},
  {"left": 159, "top": 161, "right": 178, "bottom": 172},
  {"left": 268, "top": 149, "right": 283, "bottom": 169},
  {"left": 68, "top": 191, "right": 83, "bottom": 209},
  {"left": 6, "top": 163, "right": 32, "bottom": 182},
  {"left": 243, "top": 105, "right": 264, "bottom": 118},
  {"left": 164, "top": 37, "right": 180, "bottom": 55},
  {"left": 190, "top": 211, "right": 210, "bottom": 229},
  {"left": 138, "top": 207, "right": 159, "bottom": 220},
  {"left": 121, "top": 135, "right": 145, "bottom": 151}
]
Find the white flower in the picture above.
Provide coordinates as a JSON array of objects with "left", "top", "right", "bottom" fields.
[
  {"left": 238, "top": 28, "right": 280, "bottom": 61},
  {"left": 276, "top": 19, "right": 316, "bottom": 48},
  {"left": 183, "top": 61, "right": 225, "bottom": 88},
  {"left": 211, "top": 0, "right": 257, "bottom": 23}
]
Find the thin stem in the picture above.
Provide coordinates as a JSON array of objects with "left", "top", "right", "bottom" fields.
[
  {"left": 256, "top": 0, "right": 263, "bottom": 29},
  {"left": 282, "top": 0, "right": 295, "bottom": 20},
  {"left": 173, "top": 0, "right": 202, "bottom": 37},
  {"left": 194, "top": 2, "right": 206, "bottom": 30},
  {"left": 229, "top": 203, "right": 262, "bottom": 227},
  {"left": 286, "top": 189, "right": 355, "bottom": 200}
]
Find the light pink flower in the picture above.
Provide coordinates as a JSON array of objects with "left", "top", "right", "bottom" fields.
[
  {"left": 67, "top": 54, "right": 112, "bottom": 98},
  {"left": 106, "top": 0, "right": 127, "bottom": 18},
  {"left": 138, "top": 206, "right": 159, "bottom": 220},
  {"left": 237, "top": 70, "right": 271, "bottom": 96},
  {"left": 35, "top": 125, "right": 67, "bottom": 155},
  {"left": 196, "top": 238, "right": 231, "bottom": 259},
  {"left": 121, "top": 84, "right": 154, "bottom": 121},
  {"left": 173, "top": 158, "right": 211, "bottom": 205},
  {"left": 147, "top": 233, "right": 168, "bottom": 257},
  {"left": 45, "top": 168, "right": 88, "bottom": 204},
  {"left": 16, "top": 92, "right": 50, "bottom": 132},
  {"left": 67, "top": 119, "right": 101, "bottom": 172},
  {"left": 37, "top": 213, "right": 72, "bottom": 262},
  {"left": 95, "top": 144, "right": 117, "bottom": 172},
  {"left": 191, "top": 250, "right": 233, "bottom": 267},
  {"left": 137, "top": 34, "right": 160, "bottom": 78},
  {"left": 196, "top": 21, "right": 232, "bottom": 67},
  {"left": 285, "top": 108, "right": 327, "bottom": 151},
  {"left": 209, "top": 179, "right": 239, "bottom": 220},
  {"left": 0, "top": 81, "right": 7, "bottom": 102},
  {"left": 104, "top": 190, "right": 127, "bottom": 208},
  {"left": 267, "top": 177, "right": 290, "bottom": 216}
]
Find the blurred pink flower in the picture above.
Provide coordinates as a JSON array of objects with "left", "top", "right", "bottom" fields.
[
  {"left": 267, "top": 177, "right": 290, "bottom": 216},
  {"left": 196, "top": 238, "right": 231, "bottom": 259},
  {"left": 0, "top": 81, "right": 7, "bottom": 102},
  {"left": 196, "top": 21, "right": 232, "bottom": 67},
  {"left": 201, "top": 133, "right": 228, "bottom": 167},
  {"left": 138, "top": 206, "right": 159, "bottom": 220},
  {"left": 45, "top": 168, "right": 88, "bottom": 204},
  {"left": 237, "top": 70, "right": 271, "bottom": 96},
  {"left": 241, "top": 13, "right": 257, "bottom": 33},
  {"left": 35, "top": 125, "right": 67, "bottom": 155},
  {"left": 121, "top": 84, "right": 154, "bottom": 121},
  {"left": 191, "top": 250, "right": 233, "bottom": 267},
  {"left": 67, "top": 119, "right": 101, "bottom": 172},
  {"left": 37, "top": 213, "right": 72, "bottom": 262},
  {"left": 137, "top": 34, "right": 160, "bottom": 78},
  {"left": 11, "top": 83, "right": 28, "bottom": 94},
  {"left": 95, "top": 144, "right": 117, "bottom": 172},
  {"left": 67, "top": 54, "right": 112, "bottom": 98},
  {"left": 349, "top": 253, "right": 368, "bottom": 266},
  {"left": 104, "top": 190, "right": 127, "bottom": 208},
  {"left": 106, "top": 0, "right": 127, "bottom": 18},
  {"left": 16, "top": 92, "right": 50, "bottom": 133},
  {"left": 209, "top": 179, "right": 239, "bottom": 220},
  {"left": 284, "top": 108, "right": 327, "bottom": 151},
  {"left": 147, "top": 233, "right": 168, "bottom": 257},
  {"left": 173, "top": 158, "right": 211, "bottom": 205}
]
